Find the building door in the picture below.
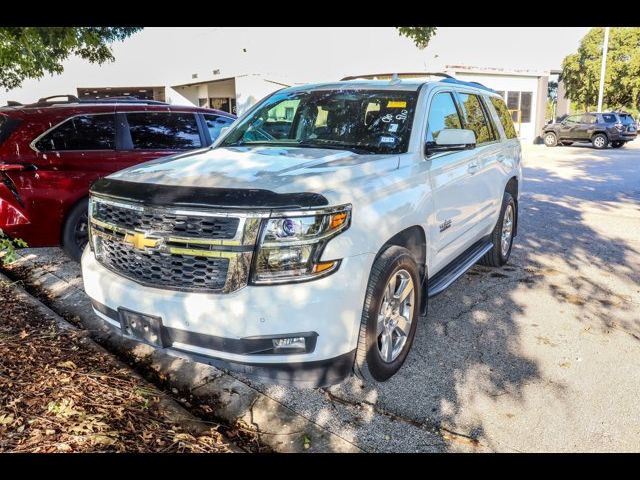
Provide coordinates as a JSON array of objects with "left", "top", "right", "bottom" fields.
[{"left": 209, "top": 97, "right": 232, "bottom": 113}]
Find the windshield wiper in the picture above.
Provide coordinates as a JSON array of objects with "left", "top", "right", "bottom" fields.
[{"left": 295, "top": 142, "right": 377, "bottom": 154}]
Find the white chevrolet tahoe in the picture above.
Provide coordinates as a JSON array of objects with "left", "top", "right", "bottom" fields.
[{"left": 81, "top": 75, "right": 522, "bottom": 387}]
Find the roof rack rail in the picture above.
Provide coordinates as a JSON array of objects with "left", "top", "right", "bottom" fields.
[
  {"left": 79, "top": 97, "right": 168, "bottom": 105},
  {"left": 22, "top": 94, "right": 169, "bottom": 107},
  {"left": 439, "top": 77, "right": 495, "bottom": 93},
  {"left": 340, "top": 72, "right": 455, "bottom": 81}
]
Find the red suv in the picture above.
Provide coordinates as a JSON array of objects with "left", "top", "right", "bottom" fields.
[{"left": 0, "top": 95, "right": 236, "bottom": 260}]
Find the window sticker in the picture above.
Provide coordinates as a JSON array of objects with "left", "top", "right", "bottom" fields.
[
  {"left": 380, "top": 136, "right": 396, "bottom": 143},
  {"left": 387, "top": 101, "right": 407, "bottom": 108},
  {"left": 388, "top": 123, "right": 399, "bottom": 132},
  {"left": 395, "top": 109, "right": 408, "bottom": 121}
]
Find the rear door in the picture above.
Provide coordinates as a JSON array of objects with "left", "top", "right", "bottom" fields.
[
  {"left": 425, "top": 90, "right": 480, "bottom": 268},
  {"left": 116, "top": 110, "right": 205, "bottom": 167},
  {"left": 453, "top": 91, "right": 504, "bottom": 240},
  {"left": 576, "top": 113, "right": 597, "bottom": 140},
  {"left": 12, "top": 111, "right": 117, "bottom": 243}
]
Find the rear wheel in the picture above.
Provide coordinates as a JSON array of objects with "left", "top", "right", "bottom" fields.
[
  {"left": 479, "top": 192, "right": 516, "bottom": 267},
  {"left": 62, "top": 199, "right": 89, "bottom": 262},
  {"left": 543, "top": 132, "right": 557, "bottom": 147},
  {"left": 592, "top": 133, "right": 608, "bottom": 149},
  {"left": 354, "top": 246, "right": 420, "bottom": 382},
  {"left": 611, "top": 141, "right": 624, "bottom": 148}
]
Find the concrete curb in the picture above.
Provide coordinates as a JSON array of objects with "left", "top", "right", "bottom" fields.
[
  {"left": 0, "top": 271, "right": 244, "bottom": 453},
  {"left": 4, "top": 251, "right": 362, "bottom": 453}
]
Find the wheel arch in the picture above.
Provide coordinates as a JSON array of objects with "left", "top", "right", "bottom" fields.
[
  {"left": 60, "top": 194, "right": 89, "bottom": 244},
  {"left": 375, "top": 225, "right": 428, "bottom": 316}
]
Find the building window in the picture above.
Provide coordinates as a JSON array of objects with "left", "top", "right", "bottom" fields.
[
  {"left": 520, "top": 92, "right": 532, "bottom": 123},
  {"left": 501, "top": 91, "right": 533, "bottom": 124}
]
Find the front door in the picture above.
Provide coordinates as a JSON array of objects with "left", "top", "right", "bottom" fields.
[{"left": 559, "top": 114, "right": 582, "bottom": 140}]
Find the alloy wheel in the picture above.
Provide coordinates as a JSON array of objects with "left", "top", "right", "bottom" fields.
[{"left": 376, "top": 269, "right": 415, "bottom": 363}]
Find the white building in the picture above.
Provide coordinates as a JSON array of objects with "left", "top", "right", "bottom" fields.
[
  {"left": 75, "top": 72, "right": 294, "bottom": 117},
  {"left": 444, "top": 65, "right": 549, "bottom": 143}
]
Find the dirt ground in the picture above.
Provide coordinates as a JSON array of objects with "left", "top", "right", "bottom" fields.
[{"left": 0, "top": 279, "right": 234, "bottom": 453}]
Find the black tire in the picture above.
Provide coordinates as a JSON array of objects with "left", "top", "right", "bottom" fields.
[
  {"left": 611, "top": 141, "right": 624, "bottom": 148},
  {"left": 543, "top": 132, "right": 557, "bottom": 147},
  {"left": 354, "top": 246, "right": 421, "bottom": 382},
  {"left": 592, "top": 133, "right": 608, "bottom": 149},
  {"left": 478, "top": 192, "right": 516, "bottom": 267},
  {"left": 61, "top": 199, "right": 89, "bottom": 262}
]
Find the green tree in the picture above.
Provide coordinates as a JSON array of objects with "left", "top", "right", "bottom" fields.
[
  {"left": 560, "top": 27, "right": 640, "bottom": 111},
  {"left": 0, "top": 27, "right": 143, "bottom": 90},
  {"left": 396, "top": 27, "right": 437, "bottom": 49}
]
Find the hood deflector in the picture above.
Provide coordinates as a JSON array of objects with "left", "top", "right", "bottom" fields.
[{"left": 90, "top": 178, "right": 329, "bottom": 210}]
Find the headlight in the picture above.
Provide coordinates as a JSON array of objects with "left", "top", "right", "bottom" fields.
[{"left": 251, "top": 204, "right": 351, "bottom": 284}]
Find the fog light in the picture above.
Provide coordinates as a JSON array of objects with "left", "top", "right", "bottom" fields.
[{"left": 272, "top": 337, "right": 306, "bottom": 351}]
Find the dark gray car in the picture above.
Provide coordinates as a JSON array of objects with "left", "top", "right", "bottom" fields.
[{"left": 542, "top": 112, "right": 637, "bottom": 149}]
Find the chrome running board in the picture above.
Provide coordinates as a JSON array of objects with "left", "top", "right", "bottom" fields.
[{"left": 427, "top": 240, "right": 493, "bottom": 298}]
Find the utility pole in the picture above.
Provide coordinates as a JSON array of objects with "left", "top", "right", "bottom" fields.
[{"left": 597, "top": 27, "right": 610, "bottom": 112}]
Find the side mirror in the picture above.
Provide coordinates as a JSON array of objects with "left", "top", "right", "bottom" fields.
[{"left": 425, "top": 129, "right": 476, "bottom": 156}]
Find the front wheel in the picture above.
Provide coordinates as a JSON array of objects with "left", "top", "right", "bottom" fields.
[
  {"left": 543, "top": 132, "right": 558, "bottom": 147},
  {"left": 62, "top": 199, "right": 89, "bottom": 262},
  {"left": 592, "top": 133, "right": 608, "bottom": 149},
  {"left": 479, "top": 191, "right": 516, "bottom": 267},
  {"left": 354, "top": 246, "right": 421, "bottom": 382}
]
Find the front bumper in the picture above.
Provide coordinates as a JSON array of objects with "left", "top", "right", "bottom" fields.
[{"left": 81, "top": 247, "right": 374, "bottom": 387}]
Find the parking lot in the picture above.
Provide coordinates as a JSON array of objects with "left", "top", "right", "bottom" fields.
[{"left": 5, "top": 139, "right": 640, "bottom": 452}]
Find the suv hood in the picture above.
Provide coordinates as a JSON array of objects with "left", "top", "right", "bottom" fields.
[{"left": 105, "top": 146, "right": 400, "bottom": 206}]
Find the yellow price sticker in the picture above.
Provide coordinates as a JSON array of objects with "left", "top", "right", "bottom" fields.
[{"left": 387, "top": 101, "right": 407, "bottom": 108}]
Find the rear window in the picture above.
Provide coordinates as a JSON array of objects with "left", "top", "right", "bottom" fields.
[
  {"left": 35, "top": 114, "right": 116, "bottom": 151},
  {"left": 126, "top": 112, "right": 202, "bottom": 150},
  {"left": 0, "top": 115, "right": 23, "bottom": 146},
  {"left": 489, "top": 96, "right": 518, "bottom": 139},
  {"left": 619, "top": 114, "right": 635, "bottom": 125}
]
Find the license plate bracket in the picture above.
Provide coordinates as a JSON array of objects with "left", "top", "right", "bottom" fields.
[{"left": 118, "top": 308, "right": 168, "bottom": 348}]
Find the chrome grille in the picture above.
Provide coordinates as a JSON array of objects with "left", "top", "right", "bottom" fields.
[
  {"left": 89, "top": 196, "right": 265, "bottom": 293},
  {"left": 94, "top": 201, "right": 239, "bottom": 239},
  {"left": 100, "top": 237, "right": 229, "bottom": 291}
]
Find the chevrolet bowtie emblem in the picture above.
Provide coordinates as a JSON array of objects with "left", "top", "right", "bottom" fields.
[{"left": 124, "top": 232, "right": 160, "bottom": 250}]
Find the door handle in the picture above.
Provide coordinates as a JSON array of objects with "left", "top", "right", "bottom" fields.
[
  {"left": 497, "top": 154, "right": 506, "bottom": 163},
  {"left": 467, "top": 162, "right": 479, "bottom": 174}
]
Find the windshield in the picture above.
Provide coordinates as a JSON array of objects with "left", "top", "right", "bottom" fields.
[{"left": 220, "top": 89, "right": 418, "bottom": 154}]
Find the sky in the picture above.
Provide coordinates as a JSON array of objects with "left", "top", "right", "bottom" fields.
[{"left": 0, "top": 27, "right": 591, "bottom": 105}]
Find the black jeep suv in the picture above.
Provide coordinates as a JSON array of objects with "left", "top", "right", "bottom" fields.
[{"left": 542, "top": 112, "right": 637, "bottom": 149}]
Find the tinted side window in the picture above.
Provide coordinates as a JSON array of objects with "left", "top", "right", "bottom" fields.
[
  {"left": 602, "top": 113, "right": 617, "bottom": 123},
  {"left": 126, "top": 113, "right": 201, "bottom": 149},
  {"left": 456, "top": 93, "right": 496, "bottom": 145},
  {"left": 581, "top": 114, "right": 597, "bottom": 124},
  {"left": 619, "top": 114, "right": 635, "bottom": 125},
  {"left": 36, "top": 114, "right": 115, "bottom": 151},
  {"left": 203, "top": 114, "right": 234, "bottom": 142},
  {"left": 565, "top": 115, "right": 581, "bottom": 124},
  {"left": 489, "top": 97, "right": 517, "bottom": 139},
  {"left": 425, "top": 92, "right": 463, "bottom": 146}
]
